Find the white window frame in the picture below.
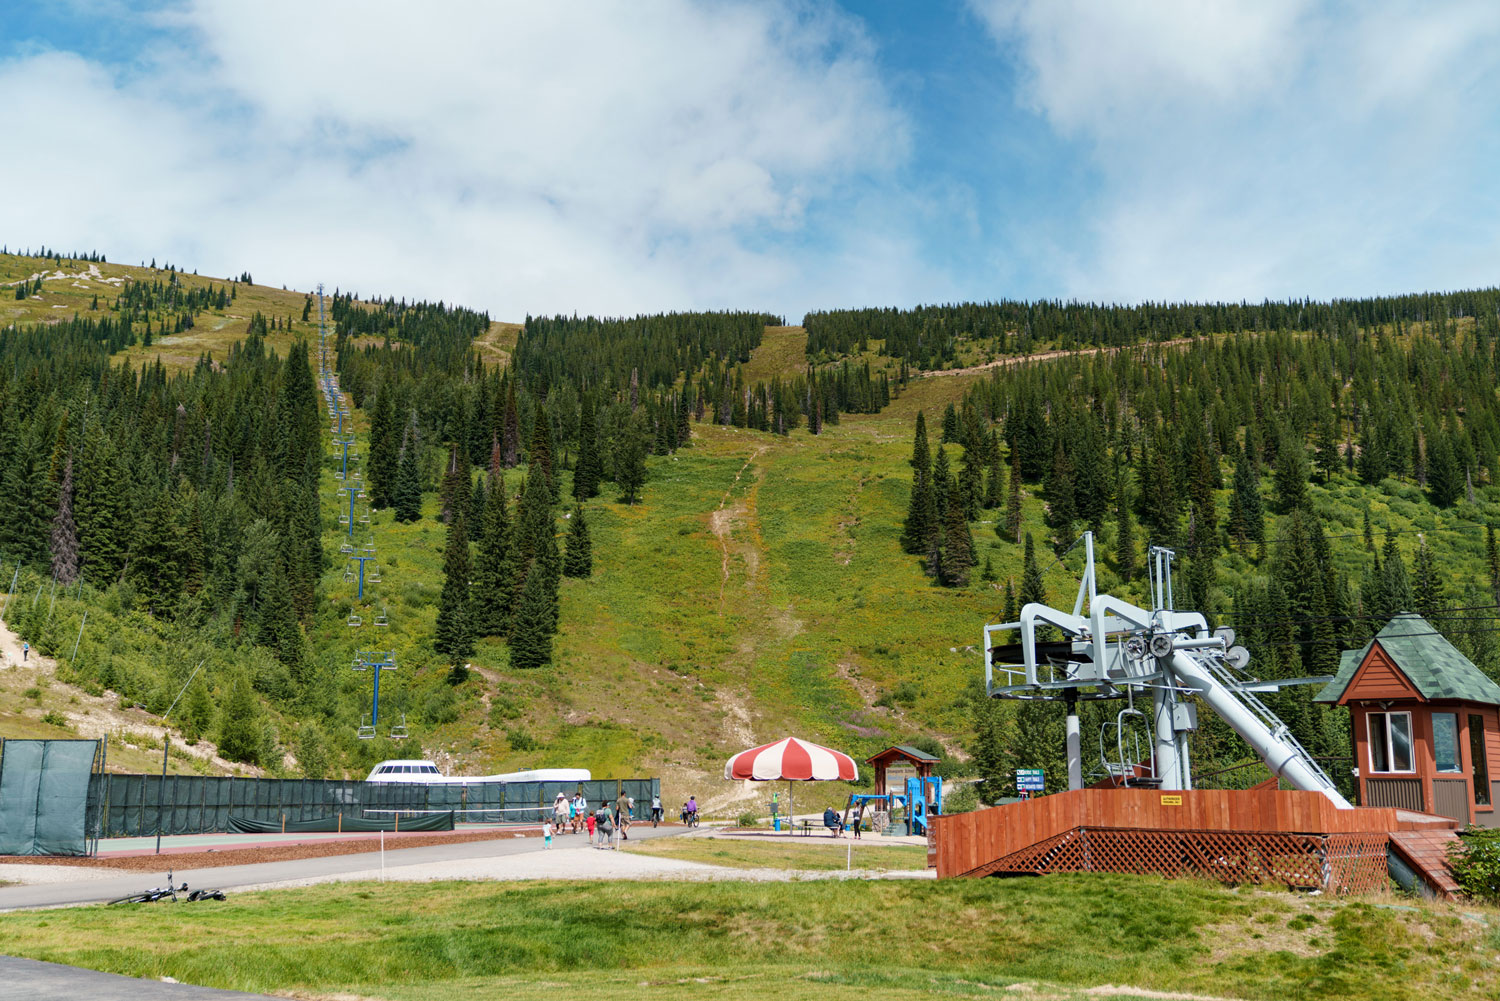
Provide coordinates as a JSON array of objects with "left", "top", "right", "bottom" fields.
[{"left": 1367, "top": 710, "right": 1415, "bottom": 774}]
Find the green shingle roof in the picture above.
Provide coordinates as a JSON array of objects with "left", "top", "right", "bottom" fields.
[
  {"left": 1314, "top": 613, "right": 1500, "bottom": 705},
  {"left": 892, "top": 744, "right": 941, "bottom": 762}
]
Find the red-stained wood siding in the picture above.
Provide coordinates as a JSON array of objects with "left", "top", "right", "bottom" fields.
[
  {"left": 931, "top": 788, "right": 1456, "bottom": 878},
  {"left": 1343, "top": 644, "right": 1422, "bottom": 702}
]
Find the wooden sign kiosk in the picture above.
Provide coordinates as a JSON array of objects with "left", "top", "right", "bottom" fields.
[{"left": 1314, "top": 613, "right": 1500, "bottom": 826}]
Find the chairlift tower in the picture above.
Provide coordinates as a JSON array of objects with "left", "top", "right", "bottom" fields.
[
  {"left": 983, "top": 531, "right": 1350, "bottom": 807},
  {"left": 333, "top": 433, "right": 357, "bottom": 481},
  {"left": 352, "top": 649, "right": 397, "bottom": 731},
  {"left": 338, "top": 484, "right": 367, "bottom": 539},
  {"left": 348, "top": 544, "right": 378, "bottom": 601}
]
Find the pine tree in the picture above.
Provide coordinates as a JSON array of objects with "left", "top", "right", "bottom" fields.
[
  {"left": 508, "top": 564, "right": 554, "bottom": 669},
  {"left": 573, "top": 398, "right": 601, "bottom": 500},
  {"left": 366, "top": 386, "right": 398, "bottom": 508},
  {"left": 1003, "top": 449, "right": 1023, "bottom": 543},
  {"left": 393, "top": 413, "right": 422, "bottom": 523},
  {"left": 1273, "top": 426, "right": 1309, "bottom": 512},
  {"left": 529, "top": 399, "right": 556, "bottom": 500},
  {"left": 439, "top": 445, "right": 469, "bottom": 524},
  {"left": 1003, "top": 578, "right": 1018, "bottom": 622},
  {"left": 1315, "top": 416, "right": 1341, "bottom": 483},
  {"left": 433, "top": 510, "right": 474, "bottom": 662},
  {"left": 932, "top": 446, "right": 952, "bottom": 524},
  {"left": 1114, "top": 479, "right": 1137, "bottom": 583},
  {"left": 900, "top": 412, "right": 933, "bottom": 554},
  {"left": 49, "top": 455, "right": 79, "bottom": 584},
  {"left": 1380, "top": 532, "right": 1413, "bottom": 615},
  {"left": 615, "top": 411, "right": 648, "bottom": 504},
  {"left": 959, "top": 438, "right": 982, "bottom": 521},
  {"left": 1020, "top": 532, "right": 1046, "bottom": 609},
  {"left": 1044, "top": 440, "right": 1076, "bottom": 553},
  {"left": 1426, "top": 429, "right": 1461, "bottom": 507},
  {"left": 1227, "top": 442, "right": 1264, "bottom": 552},
  {"left": 1363, "top": 506, "right": 1375, "bottom": 552},
  {"left": 217, "top": 673, "right": 262, "bottom": 765},
  {"left": 1412, "top": 536, "right": 1443, "bottom": 619},
  {"left": 983, "top": 430, "right": 1004, "bottom": 509},
  {"left": 129, "top": 490, "right": 184, "bottom": 616},
  {"left": 471, "top": 473, "right": 511, "bottom": 636},
  {"left": 563, "top": 505, "right": 592, "bottom": 577},
  {"left": 1487, "top": 524, "right": 1500, "bottom": 607},
  {"left": 939, "top": 477, "right": 975, "bottom": 587},
  {"left": 981, "top": 555, "right": 996, "bottom": 582}
]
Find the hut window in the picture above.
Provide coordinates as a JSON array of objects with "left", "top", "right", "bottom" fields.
[
  {"left": 1433, "top": 713, "right": 1461, "bottom": 773},
  {"left": 1471, "top": 715, "right": 1491, "bottom": 806},
  {"left": 1368, "top": 711, "right": 1413, "bottom": 773}
]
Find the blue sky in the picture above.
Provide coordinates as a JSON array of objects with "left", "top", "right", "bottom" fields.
[{"left": 3, "top": 1, "right": 1499, "bottom": 321}]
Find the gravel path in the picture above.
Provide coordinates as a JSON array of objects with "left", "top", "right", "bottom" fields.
[{"left": 237, "top": 846, "right": 936, "bottom": 890}]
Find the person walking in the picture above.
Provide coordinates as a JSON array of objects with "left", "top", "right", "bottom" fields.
[
  {"left": 615, "top": 790, "right": 632, "bottom": 841},
  {"left": 22, "top": 641, "right": 28, "bottom": 662}
]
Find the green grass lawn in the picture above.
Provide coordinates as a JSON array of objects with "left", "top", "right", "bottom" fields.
[
  {"left": 623, "top": 836, "right": 929, "bottom": 870},
  {"left": 1, "top": 876, "right": 1494, "bottom": 1000}
]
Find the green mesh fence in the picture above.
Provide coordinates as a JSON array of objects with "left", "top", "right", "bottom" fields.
[
  {"left": 0, "top": 739, "right": 104, "bottom": 856},
  {"left": 98, "top": 775, "right": 660, "bottom": 837}
]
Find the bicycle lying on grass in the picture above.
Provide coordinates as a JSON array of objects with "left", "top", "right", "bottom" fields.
[{"left": 107, "top": 872, "right": 226, "bottom": 905}]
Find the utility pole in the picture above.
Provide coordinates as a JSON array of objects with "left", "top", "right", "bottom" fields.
[{"left": 155, "top": 660, "right": 206, "bottom": 855}]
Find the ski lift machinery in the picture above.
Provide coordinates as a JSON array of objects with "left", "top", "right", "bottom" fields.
[{"left": 984, "top": 532, "right": 1351, "bottom": 807}]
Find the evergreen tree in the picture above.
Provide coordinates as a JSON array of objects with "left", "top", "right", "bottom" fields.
[
  {"left": 529, "top": 398, "right": 556, "bottom": 499},
  {"left": 74, "top": 424, "right": 130, "bottom": 582},
  {"left": 295, "top": 723, "right": 330, "bottom": 779},
  {"left": 563, "top": 505, "right": 593, "bottom": 577},
  {"left": 1315, "top": 416, "right": 1341, "bottom": 483},
  {"left": 129, "top": 490, "right": 184, "bottom": 616},
  {"left": 439, "top": 445, "right": 470, "bottom": 524},
  {"left": 1380, "top": 532, "right": 1413, "bottom": 615},
  {"left": 217, "top": 673, "right": 262, "bottom": 765},
  {"left": 1426, "top": 429, "right": 1462, "bottom": 507},
  {"left": 433, "top": 510, "right": 474, "bottom": 662},
  {"left": 1044, "top": 440, "right": 1077, "bottom": 553},
  {"left": 573, "top": 398, "right": 602, "bottom": 500},
  {"left": 1487, "top": 524, "right": 1500, "bottom": 607},
  {"left": 983, "top": 430, "right": 1004, "bottom": 509},
  {"left": 471, "top": 473, "right": 511, "bottom": 636},
  {"left": 1003, "top": 449, "right": 1023, "bottom": 543},
  {"left": 615, "top": 411, "right": 649, "bottom": 504},
  {"left": 367, "top": 387, "right": 399, "bottom": 510},
  {"left": 1227, "top": 442, "right": 1264, "bottom": 552},
  {"left": 181, "top": 674, "right": 215, "bottom": 742},
  {"left": 939, "top": 477, "right": 975, "bottom": 587},
  {"left": 1273, "top": 426, "right": 1309, "bottom": 512},
  {"left": 981, "top": 555, "right": 996, "bottom": 582},
  {"left": 1114, "top": 478, "right": 1137, "bottom": 582},
  {"left": 393, "top": 413, "right": 422, "bottom": 522},
  {"left": 1362, "top": 506, "right": 1375, "bottom": 552},
  {"left": 508, "top": 564, "right": 554, "bottom": 669},
  {"left": 1003, "top": 578, "right": 1018, "bottom": 621},
  {"left": 959, "top": 438, "right": 982, "bottom": 521},
  {"left": 49, "top": 455, "right": 79, "bottom": 584},
  {"left": 969, "top": 686, "right": 1015, "bottom": 804},
  {"left": 1412, "top": 536, "right": 1443, "bottom": 619},
  {"left": 900, "top": 412, "right": 933, "bottom": 554},
  {"left": 1020, "top": 532, "right": 1046, "bottom": 609}
]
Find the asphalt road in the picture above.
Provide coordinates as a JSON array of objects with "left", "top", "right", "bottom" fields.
[
  {"left": 0, "top": 955, "right": 282, "bottom": 1000},
  {"left": 0, "top": 821, "right": 683, "bottom": 911}
]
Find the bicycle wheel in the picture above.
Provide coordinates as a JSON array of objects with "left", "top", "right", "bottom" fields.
[{"left": 107, "top": 894, "right": 153, "bottom": 905}]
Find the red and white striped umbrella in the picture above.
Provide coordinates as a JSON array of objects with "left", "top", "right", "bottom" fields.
[{"left": 724, "top": 737, "right": 858, "bottom": 782}]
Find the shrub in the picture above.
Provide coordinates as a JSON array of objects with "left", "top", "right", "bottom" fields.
[
  {"left": 1447, "top": 827, "right": 1500, "bottom": 902},
  {"left": 737, "top": 812, "right": 758, "bottom": 827},
  {"left": 507, "top": 727, "right": 538, "bottom": 752},
  {"left": 943, "top": 782, "right": 979, "bottom": 814},
  {"left": 41, "top": 710, "right": 68, "bottom": 728},
  {"left": 23, "top": 687, "right": 41, "bottom": 700}
]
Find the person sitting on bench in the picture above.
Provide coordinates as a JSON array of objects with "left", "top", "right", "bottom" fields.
[{"left": 822, "top": 806, "right": 843, "bottom": 836}]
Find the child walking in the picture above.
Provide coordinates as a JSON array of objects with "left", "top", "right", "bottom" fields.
[{"left": 543, "top": 820, "right": 553, "bottom": 849}]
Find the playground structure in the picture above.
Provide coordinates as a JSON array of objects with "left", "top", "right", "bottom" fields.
[
  {"left": 842, "top": 745, "right": 945, "bottom": 836},
  {"left": 316, "top": 286, "right": 401, "bottom": 741},
  {"left": 930, "top": 531, "right": 1465, "bottom": 895}
]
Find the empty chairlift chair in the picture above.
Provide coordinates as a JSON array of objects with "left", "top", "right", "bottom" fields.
[
  {"left": 357, "top": 716, "right": 375, "bottom": 740},
  {"left": 348, "top": 611, "right": 363, "bottom": 628},
  {"left": 390, "top": 714, "right": 408, "bottom": 740},
  {"left": 374, "top": 607, "right": 389, "bottom": 627}
]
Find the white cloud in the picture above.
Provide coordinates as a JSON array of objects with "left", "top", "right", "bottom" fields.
[
  {"left": 0, "top": 1, "right": 930, "bottom": 319},
  {"left": 971, "top": 0, "right": 1500, "bottom": 303}
]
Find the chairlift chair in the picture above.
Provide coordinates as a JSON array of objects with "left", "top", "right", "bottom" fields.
[
  {"left": 334, "top": 470, "right": 345, "bottom": 480},
  {"left": 347, "top": 612, "right": 363, "bottom": 628},
  {"left": 368, "top": 565, "right": 383, "bottom": 583},
  {"left": 374, "top": 608, "right": 389, "bottom": 627},
  {"left": 358, "top": 511, "right": 371, "bottom": 524},
  {"left": 389, "top": 714, "right": 409, "bottom": 740},
  {"left": 342, "top": 568, "right": 355, "bottom": 583},
  {"left": 352, "top": 655, "right": 367, "bottom": 671},
  {"left": 357, "top": 716, "right": 375, "bottom": 740},
  {"left": 339, "top": 541, "right": 354, "bottom": 555},
  {"left": 339, "top": 512, "right": 351, "bottom": 525}
]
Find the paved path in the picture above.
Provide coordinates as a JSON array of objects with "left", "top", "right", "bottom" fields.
[
  {"left": 0, "top": 823, "right": 682, "bottom": 911},
  {"left": 0, "top": 954, "right": 280, "bottom": 1000}
]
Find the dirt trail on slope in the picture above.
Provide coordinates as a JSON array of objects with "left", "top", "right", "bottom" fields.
[
  {"left": 913, "top": 335, "right": 1201, "bottom": 379},
  {"left": 0, "top": 609, "right": 254, "bottom": 774},
  {"left": 709, "top": 446, "right": 768, "bottom": 613}
]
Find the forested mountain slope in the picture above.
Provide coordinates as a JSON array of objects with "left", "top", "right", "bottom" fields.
[{"left": 2, "top": 246, "right": 1496, "bottom": 810}]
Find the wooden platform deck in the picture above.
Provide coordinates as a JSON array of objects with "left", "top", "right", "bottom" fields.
[{"left": 930, "top": 789, "right": 1459, "bottom": 895}]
